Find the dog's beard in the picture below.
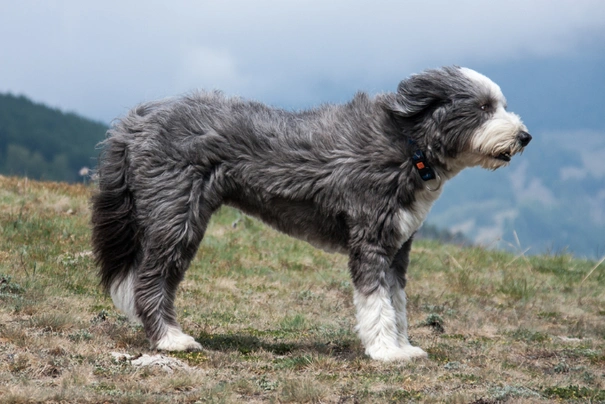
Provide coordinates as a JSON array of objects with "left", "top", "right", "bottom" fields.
[{"left": 468, "top": 110, "right": 527, "bottom": 170}]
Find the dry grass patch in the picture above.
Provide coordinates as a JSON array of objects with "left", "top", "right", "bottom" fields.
[{"left": 0, "top": 175, "right": 604, "bottom": 403}]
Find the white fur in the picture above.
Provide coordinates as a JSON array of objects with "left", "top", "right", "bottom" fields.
[
  {"left": 392, "top": 285, "right": 428, "bottom": 359},
  {"left": 391, "top": 284, "right": 410, "bottom": 345},
  {"left": 460, "top": 67, "right": 528, "bottom": 170},
  {"left": 397, "top": 187, "right": 443, "bottom": 244},
  {"left": 460, "top": 67, "right": 504, "bottom": 100},
  {"left": 110, "top": 272, "right": 141, "bottom": 324},
  {"left": 470, "top": 108, "right": 526, "bottom": 169},
  {"left": 154, "top": 326, "right": 202, "bottom": 351},
  {"left": 354, "top": 286, "right": 427, "bottom": 361}
]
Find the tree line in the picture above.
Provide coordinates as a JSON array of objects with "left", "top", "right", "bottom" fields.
[{"left": 0, "top": 93, "right": 107, "bottom": 182}]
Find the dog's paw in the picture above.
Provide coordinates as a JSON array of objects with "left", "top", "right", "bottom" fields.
[
  {"left": 154, "top": 328, "right": 202, "bottom": 352},
  {"left": 399, "top": 344, "right": 428, "bottom": 359},
  {"left": 366, "top": 344, "right": 427, "bottom": 362}
]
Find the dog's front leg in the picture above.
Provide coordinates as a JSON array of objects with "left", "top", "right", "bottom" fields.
[
  {"left": 390, "top": 237, "right": 427, "bottom": 358},
  {"left": 349, "top": 245, "right": 426, "bottom": 361}
]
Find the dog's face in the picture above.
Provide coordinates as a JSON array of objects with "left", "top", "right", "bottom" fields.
[
  {"left": 457, "top": 67, "right": 531, "bottom": 170},
  {"left": 385, "top": 66, "right": 531, "bottom": 170}
]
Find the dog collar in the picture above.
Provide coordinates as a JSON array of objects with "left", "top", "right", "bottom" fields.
[
  {"left": 412, "top": 150, "right": 436, "bottom": 181},
  {"left": 412, "top": 149, "right": 442, "bottom": 192}
]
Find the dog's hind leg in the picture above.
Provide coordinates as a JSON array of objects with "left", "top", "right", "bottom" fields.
[
  {"left": 136, "top": 243, "right": 202, "bottom": 352},
  {"left": 134, "top": 170, "right": 216, "bottom": 351},
  {"left": 390, "top": 237, "right": 427, "bottom": 359}
]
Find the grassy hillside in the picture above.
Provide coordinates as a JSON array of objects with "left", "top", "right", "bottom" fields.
[{"left": 0, "top": 175, "right": 604, "bottom": 403}]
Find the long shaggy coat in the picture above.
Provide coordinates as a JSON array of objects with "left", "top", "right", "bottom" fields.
[{"left": 91, "top": 66, "right": 530, "bottom": 361}]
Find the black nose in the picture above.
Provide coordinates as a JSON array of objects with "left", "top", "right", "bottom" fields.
[{"left": 518, "top": 131, "right": 532, "bottom": 147}]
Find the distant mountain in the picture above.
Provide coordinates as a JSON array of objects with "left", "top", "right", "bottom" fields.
[
  {"left": 0, "top": 93, "right": 107, "bottom": 182},
  {"left": 428, "top": 130, "right": 605, "bottom": 258},
  {"left": 423, "top": 52, "right": 605, "bottom": 259}
]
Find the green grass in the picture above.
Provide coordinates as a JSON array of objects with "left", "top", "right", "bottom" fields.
[{"left": 0, "top": 174, "right": 604, "bottom": 403}]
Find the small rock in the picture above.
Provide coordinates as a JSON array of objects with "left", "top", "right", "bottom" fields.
[
  {"left": 111, "top": 352, "right": 190, "bottom": 373},
  {"left": 444, "top": 361, "right": 464, "bottom": 370},
  {"left": 558, "top": 336, "right": 587, "bottom": 343},
  {"left": 111, "top": 352, "right": 133, "bottom": 361}
]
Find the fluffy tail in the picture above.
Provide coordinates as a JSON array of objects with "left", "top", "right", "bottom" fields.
[{"left": 91, "top": 133, "right": 139, "bottom": 293}]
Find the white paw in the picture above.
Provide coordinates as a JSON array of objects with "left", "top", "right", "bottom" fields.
[
  {"left": 154, "top": 327, "right": 202, "bottom": 352},
  {"left": 366, "top": 344, "right": 427, "bottom": 362},
  {"left": 399, "top": 344, "right": 428, "bottom": 359}
]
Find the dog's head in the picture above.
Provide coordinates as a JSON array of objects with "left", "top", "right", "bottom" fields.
[{"left": 382, "top": 66, "right": 531, "bottom": 170}]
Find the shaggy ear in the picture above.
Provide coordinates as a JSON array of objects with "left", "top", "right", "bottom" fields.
[{"left": 382, "top": 67, "right": 456, "bottom": 118}]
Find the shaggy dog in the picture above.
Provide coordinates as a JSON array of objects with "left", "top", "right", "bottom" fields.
[{"left": 91, "top": 66, "right": 531, "bottom": 361}]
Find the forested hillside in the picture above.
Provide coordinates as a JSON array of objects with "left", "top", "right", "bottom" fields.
[{"left": 0, "top": 93, "right": 107, "bottom": 182}]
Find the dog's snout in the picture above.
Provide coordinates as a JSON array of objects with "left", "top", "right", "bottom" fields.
[{"left": 518, "top": 131, "right": 532, "bottom": 147}]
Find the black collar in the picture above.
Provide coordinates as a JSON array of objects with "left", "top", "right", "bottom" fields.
[{"left": 411, "top": 149, "right": 437, "bottom": 181}]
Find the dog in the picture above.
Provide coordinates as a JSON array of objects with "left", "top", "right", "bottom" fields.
[{"left": 91, "top": 66, "right": 530, "bottom": 361}]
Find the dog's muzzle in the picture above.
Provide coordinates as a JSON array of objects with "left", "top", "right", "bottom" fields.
[{"left": 518, "top": 131, "right": 532, "bottom": 147}]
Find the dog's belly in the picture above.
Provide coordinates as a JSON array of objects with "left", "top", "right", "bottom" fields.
[{"left": 225, "top": 197, "right": 350, "bottom": 255}]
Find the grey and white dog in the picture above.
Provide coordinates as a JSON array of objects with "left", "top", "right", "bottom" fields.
[{"left": 91, "top": 66, "right": 531, "bottom": 361}]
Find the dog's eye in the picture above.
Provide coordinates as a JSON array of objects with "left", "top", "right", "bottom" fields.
[{"left": 480, "top": 103, "right": 491, "bottom": 111}]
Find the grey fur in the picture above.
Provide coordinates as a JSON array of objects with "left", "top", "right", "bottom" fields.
[{"left": 91, "top": 66, "right": 530, "bottom": 354}]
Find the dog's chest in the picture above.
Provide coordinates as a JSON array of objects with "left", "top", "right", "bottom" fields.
[{"left": 396, "top": 189, "right": 442, "bottom": 243}]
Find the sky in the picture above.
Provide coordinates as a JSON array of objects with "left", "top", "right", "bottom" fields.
[{"left": 2, "top": 0, "right": 605, "bottom": 124}]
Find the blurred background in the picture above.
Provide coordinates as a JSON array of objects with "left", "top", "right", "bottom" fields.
[{"left": 1, "top": 0, "right": 604, "bottom": 257}]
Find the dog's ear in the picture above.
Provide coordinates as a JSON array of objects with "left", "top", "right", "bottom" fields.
[{"left": 382, "top": 68, "right": 454, "bottom": 118}]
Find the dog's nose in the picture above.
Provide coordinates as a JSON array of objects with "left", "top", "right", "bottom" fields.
[{"left": 518, "top": 131, "right": 532, "bottom": 147}]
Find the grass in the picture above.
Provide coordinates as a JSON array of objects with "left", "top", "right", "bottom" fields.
[{"left": 0, "top": 174, "right": 604, "bottom": 403}]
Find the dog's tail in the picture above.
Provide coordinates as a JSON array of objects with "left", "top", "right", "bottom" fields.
[{"left": 91, "top": 130, "right": 139, "bottom": 294}]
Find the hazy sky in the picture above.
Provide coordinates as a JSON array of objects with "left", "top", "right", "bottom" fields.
[{"left": 2, "top": 0, "right": 604, "bottom": 123}]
